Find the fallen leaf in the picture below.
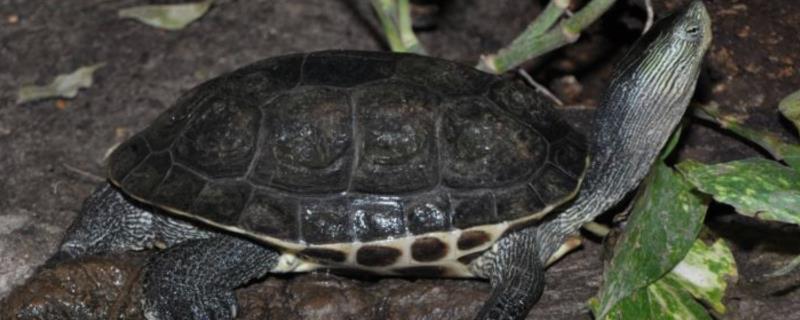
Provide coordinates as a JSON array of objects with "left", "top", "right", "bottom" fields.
[
  {"left": 16, "top": 63, "right": 105, "bottom": 104},
  {"left": 118, "top": 1, "right": 213, "bottom": 31}
]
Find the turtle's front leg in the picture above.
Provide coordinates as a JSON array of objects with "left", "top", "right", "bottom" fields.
[
  {"left": 51, "top": 182, "right": 209, "bottom": 262},
  {"left": 471, "top": 227, "right": 545, "bottom": 320},
  {"left": 143, "top": 235, "right": 280, "bottom": 320}
]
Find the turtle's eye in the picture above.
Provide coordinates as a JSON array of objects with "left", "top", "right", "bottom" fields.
[{"left": 684, "top": 25, "right": 700, "bottom": 37}]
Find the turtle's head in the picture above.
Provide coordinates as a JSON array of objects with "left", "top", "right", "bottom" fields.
[
  {"left": 605, "top": 0, "right": 711, "bottom": 117},
  {"left": 586, "top": 0, "right": 712, "bottom": 195}
]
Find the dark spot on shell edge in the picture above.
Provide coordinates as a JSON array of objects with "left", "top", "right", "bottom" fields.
[
  {"left": 457, "top": 230, "right": 492, "bottom": 250},
  {"left": 356, "top": 245, "right": 402, "bottom": 267},
  {"left": 410, "top": 237, "right": 448, "bottom": 262}
]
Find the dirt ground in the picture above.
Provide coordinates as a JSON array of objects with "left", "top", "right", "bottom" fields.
[{"left": 0, "top": 0, "right": 798, "bottom": 319}]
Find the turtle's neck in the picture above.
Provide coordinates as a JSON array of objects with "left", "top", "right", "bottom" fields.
[{"left": 535, "top": 0, "right": 712, "bottom": 263}]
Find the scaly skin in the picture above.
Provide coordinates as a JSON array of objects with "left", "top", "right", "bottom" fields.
[{"left": 472, "top": 1, "right": 712, "bottom": 319}]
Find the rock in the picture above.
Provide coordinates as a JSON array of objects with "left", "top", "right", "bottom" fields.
[{"left": 0, "top": 254, "right": 146, "bottom": 320}]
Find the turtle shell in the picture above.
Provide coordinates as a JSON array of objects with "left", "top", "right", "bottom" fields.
[{"left": 108, "top": 50, "right": 587, "bottom": 276}]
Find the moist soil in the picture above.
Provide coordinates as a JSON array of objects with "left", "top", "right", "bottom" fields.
[{"left": 1, "top": 0, "right": 799, "bottom": 319}]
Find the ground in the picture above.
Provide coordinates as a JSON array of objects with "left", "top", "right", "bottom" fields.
[{"left": 0, "top": 0, "right": 799, "bottom": 319}]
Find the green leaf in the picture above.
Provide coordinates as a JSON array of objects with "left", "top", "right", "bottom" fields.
[
  {"left": 590, "top": 239, "right": 736, "bottom": 319},
  {"left": 660, "top": 124, "right": 684, "bottom": 160},
  {"left": 779, "top": 89, "right": 800, "bottom": 133},
  {"left": 16, "top": 63, "right": 106, "bottom": 104},
  {"left": 118, "top": 1, "right": 213, "bottom": 31},
  {"left": 694, "top": 104, "right": 800, "bottom": 171},
  {"left": 664, "top": 239, "right": 737, "bottom": 314},
  {"left": 591, "top": 280, "right": 711, "bottom": 320},
  {"left": 677, "top": 158, "right": 800, "bottom": 225},
  {"left": 593, "top": 163, "right": 708, "bottom": 318}
]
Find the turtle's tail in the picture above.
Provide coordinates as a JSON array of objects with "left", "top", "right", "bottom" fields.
[{"left": 536, "top": 0, "right": 712, "bottom": 263}]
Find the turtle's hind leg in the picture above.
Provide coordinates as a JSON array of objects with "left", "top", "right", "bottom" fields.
[
  {"left": 143, "top": 235, "right": 279, "bottom": 320},
  {"left": 471, "top": 227, "right": 545, "bottom": 320},
  {"left": 51, "top": 182, "right": 208, "bottom": 262}
]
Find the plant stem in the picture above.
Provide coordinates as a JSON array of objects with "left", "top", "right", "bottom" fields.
[
  {"left": 478, "top": 0, "right": 616, "bottom": 74},
  {"left": 371, "top": 0, "right": 427, "bottom": 55}
]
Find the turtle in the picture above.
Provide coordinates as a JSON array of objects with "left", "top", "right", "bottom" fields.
[{"left": 52, "top": 2, "right": 711, "bottom": 320}]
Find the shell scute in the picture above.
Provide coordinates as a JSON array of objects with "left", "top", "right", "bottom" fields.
[
  {"left": 172, "top": 94, "right": 261, "bottom": 179},
  {"left": 405, "top": 195, "right": 452, "bottom": 234},
  {"left": 301, "top": 51, "right": 396, "bottom": 87},
  {"left": 300, "top": 198, "right": 352, "bottom": 244},
  {"left": 254, "top": 87, "right": 353, "bottom": 193},
  {"left": 190, "top": 180, "right": 251, "bottom": 225},
  {"left": 350, "top": 82, "right": 439, "bottom": 194},
  {"left": 120, "top": 152, "right": 171, "bottom": 198},
  {"left": 352, "top": 197, "right": 406, "bottom": 242},
  {"left": 239, "top": 190, "right": 300, "bottom": 242},
  {"left": 451, "top": 192, "right": 496, "bottom": 229},
  {"left": 441, "top": 97, "right": 547, "bottom": 189},
  {"left": 150, "top": 165, "right": 206, "bottom": 212}
]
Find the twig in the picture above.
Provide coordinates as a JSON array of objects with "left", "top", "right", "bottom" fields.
[
  {"left": 478, "top": 0, "right": 617, "bottom": 74},
  {"left": 62, "top": 163, "right": 105, "bottom": 183},
  {"left": 517, "top": 69, "right": 564, "bottom": 106}
]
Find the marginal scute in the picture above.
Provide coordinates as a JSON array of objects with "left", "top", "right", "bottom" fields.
[
  {"left": 172, "top": 94, "right": 261, "bottom": 178},
  {"left": 552, "top": 132, "right": 588, "bottom": 179},
  {"left": 300, "top": 199, "right": 351, "bottom": 244},
  {"left": 142, "top": 83, "right": 209, "bottom": 152},
  {"left": 457, "top": 230, "right": 492, "bottom": 250},
  {"left": 393, "top": 266, "right": 449, "bottom": 277},
  {"left": 410, "top": 237, "right": 448, "bottom": 262},
  {"left": 239, "top": 191, "right": 299, "bottom": 241},
  {"left": 442, "top": 97, "right": 546, "bottom": 188},
  {"left": 451, "top": 192, "right": 496, "bottom": 229},
  {"left": 494, "top": 184, "right": 546, "bottom": 220},
  {"left": 191, "top": 181, "right": 252, "bottom": 225},
  {"left": 406, "top": 195, "right": 452, "bottom": 233},
  {"left": 299, "top": 248, "right": 347, "bottom": 263},
  {"left": 120, "top": 152, "right": 171, "bottom": 198},
  {"left": 225, "top": 54, "right": 304, "bottom": 100},
  {"left": 301, "top": 51, "right": 396, "bottom": 87},
  {"left": 356, "top": 245, "right": 402, "bottom": 267},
  {"left": 350, "top": 82, "right": 439, "bottom": 193},
  {"left": 396, "top": 55, "right": 494, "bottom": 96},
  {"left": 151, "top": 165, "right": 206, "bottom": 212},
  {"left": 352, "top": 198, "right": 406, "bottom": 242},
  {"left": 530, "top": 164, "right": 578, "bottom": 203},
  {"left": 255, "top": 87, "right": 353, "bottom": 193},
  {"left": 108, "top": 136, "right": 149, "bottom": 184}
]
